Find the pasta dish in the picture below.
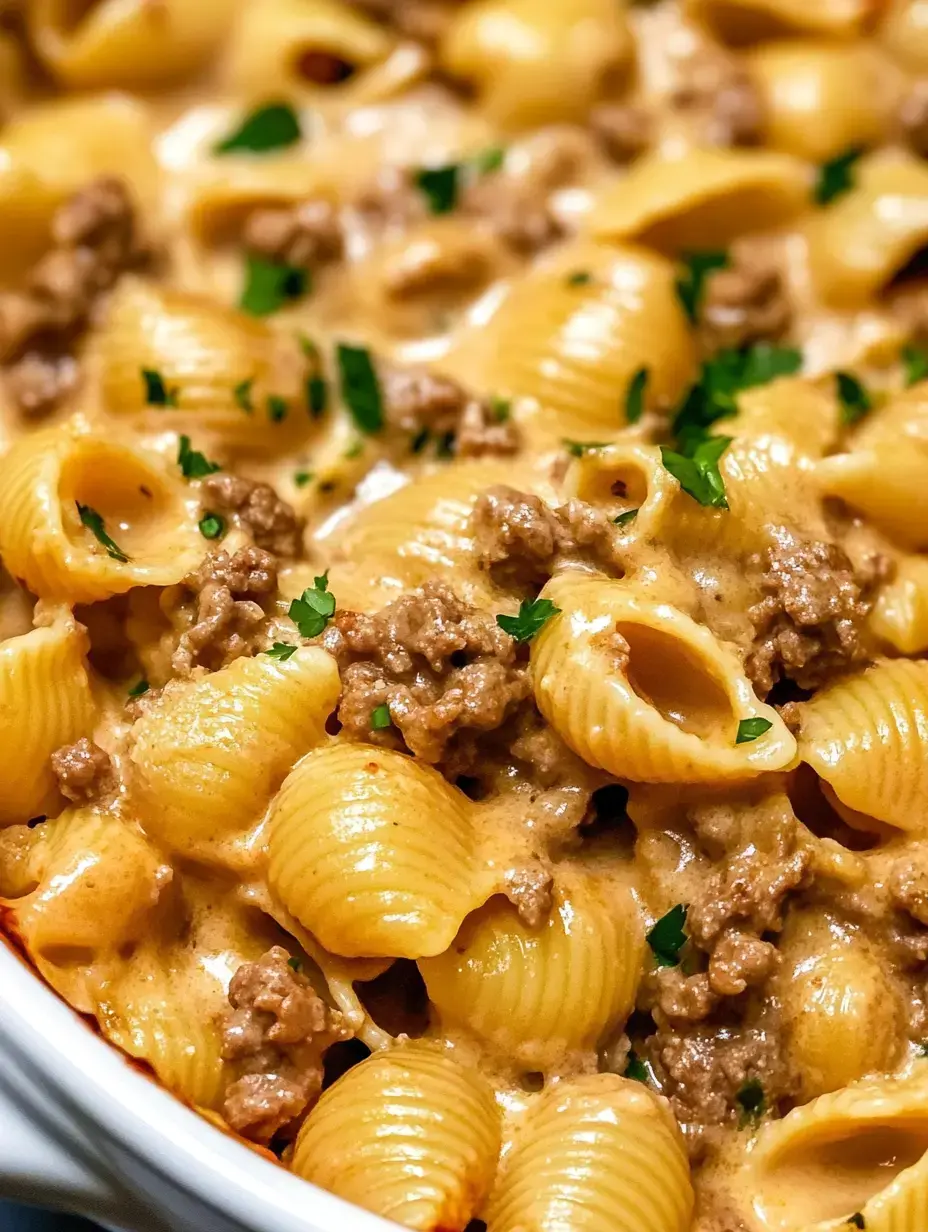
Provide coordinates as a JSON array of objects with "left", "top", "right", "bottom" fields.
[{"left": 3, "top": 0, "right": 928, "bottom": 1228}]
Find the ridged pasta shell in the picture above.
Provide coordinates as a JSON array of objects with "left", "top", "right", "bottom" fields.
[
  {"left": 690, "top": 0, "right": 871, "bottom": 41},
  {"left": 440, "top": 239, "right": 696, "bottom": 435},
  {"left": 588, "top": 147, "right": 810, "bottom": 252},
  {"left": 419, "top": 870, "right": 644, "bottom": 1069},
  {"left": 745, "top": 1070, "right": 928, "bottom": 1232},
  {"left": 798, "top": 659, "right": 928, "bottom": 831},
  {"left": 291, "top": 1043, "right": 501, "bottom": 1230},
  {"left": 486, "top": 1074, "right": 693, "bottom": 1232},
  {"left": 872, "top": 556, "right": 928, "bottom": 656},
  {"left": 267, "top": 744, "right": 497, "bottom": 959},
  {"left": 561, "top": 442, "right": 675, "bottom": 548},
  {"left": 128, "top": 647, "right": 339, "bottom": 860},
  {"left": 816, "top": 445, "right": 928, "bottom": 551},
  {"left": 532, "top": 574, "right": 796, "bottom": 783},
  {"left": 0, "top": 424, "right": 202, "bottom": 604},
  {"left": 0, "top": 617, "right": 97, "bottom": 825}
]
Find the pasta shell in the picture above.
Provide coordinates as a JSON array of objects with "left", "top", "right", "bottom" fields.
[
  {"left": 690, "top": 0, "right": 872, "bottom": 42},
  {"left": 561, "top": 442, "right": 676, "bottom": 548},
  {"left": 871, "top": 556, "right": 928, "bottom": 656},
  {"left": 816, "top": 445, "right": 928, "bottom": 552}
]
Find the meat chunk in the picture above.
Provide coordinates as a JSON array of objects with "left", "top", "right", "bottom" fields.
[
  {"left": 503, "top": 863, "right": 554, "bottom": 928},
  {"left": 589, "top": 102, "right": 653, "bottom": 163},
  {"left": 243, "top": 200, "right": 343, "bottom": 268},
  {"left": 687, "top": 838, "right": 809, "bottom": 949},
  {"left": 708, "top": 930, "right": 778, "bottom": 998},
  {"left": 221, "top": 946, "right": 346, "bottom": 1143},
  {"left": 670, "top": 51, "right": 764, "bottom": 148},
  {"left": 655, "top": 970, "right": 718, "bottom": 1023},
  {"left": 746, "top": 539, "right": 881, "bottom": 696},
  {"left": 323, "top": 580, "right": 532, "bottom": 765},
  {"left": 463, "top": 175, "right": 564, "bottom": 255},
  {"left": 171, "top": 546, "right": 278, "bottom": 676},
  {"left": 700, "top": 244, "right": 791, "bottom": 352},
  {"left": 50, "top": 737, "right": 113, "bottom": 804},
  {"left": 379, "top": 362, "right": 521, "bottom": 456},
  {"left": 200, "top": 474, "right": 304, "bottom": 558},
  {"left": 890, "top": 853, "right": 928, "bottom": 929},
  {"left": 345, "top": 0, "right": 459, "bottom": 43},
  {"left": 471, "top": 484, "right": 619, "bottom": 587},
  {"left": 899, "top": 80, "right": 928, "bottom": 159},
  {"left": 4, "top": 352, "right": 78, "bottom": 417}
]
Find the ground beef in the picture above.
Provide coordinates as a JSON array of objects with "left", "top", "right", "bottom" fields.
[
  {"left": 50, "top": 737, "right": 113, "bottom": 804},
  {"left": 171, "top": 546, "right": 278, "bottom": 676},
  {"left": 503, "top": 863, "right": 554, "bottom": 928},
  {"left": 708, "top": 930, "right": 778, "bottom": 998},
  {"left": 899, "top": 80, "right": 928, "bottom": 158},
  {"left": 471, "top": 484, "right": 620, "bottom": 587},
  {"left": 589, "top": 102, "right": 654, "bottom": 163},
  {"left": 221, "top": 946, "right": 346, "bottom": 1143},
  {"left": 0, "top": 177, "right": 146, "bottom": 415},
  {"left": 746, "top": 539, "right": 883, "bottom": 696},
  {"left": 669, "top": 51, "right": 764, "bottom": 148},
  {"left": 242, "top": 200, "right": 343, "bottom": 269},
  {"left": 199, "top": 474, "right": 304, "bottom": 558},
  {"left": 379, "top": 362, "right": 521, "bottom": 457},
  {"left": 463, "top": 175, "right": 564, "bottom": 255},
  {"left": 700, "top": 244, "right": 791, "bottom": 352},
  {"left": 345, "top": 0, "right": 459, "bottom": 43},
  {"left": 323, "top": 579, "right": 532, "bottom": 765},
  {"left": 890, "top": 854, "right": 928, "bottom": 929}
]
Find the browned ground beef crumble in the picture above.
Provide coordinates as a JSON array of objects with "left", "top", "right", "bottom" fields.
[
  {"left": 669, "top": 47, "right": 765, "bottom": 148},
  {"left": 199, "top": 474, "right": 304, "bottom": 558},
  {"left": 379, "top": 362, "right": 521, "bottom": 456},
  {"left": 243, "top": 199, "right": 344, "bottom": 270},
  {"left": 700, "top": 244, "right": 792, "bottom": 353},
  {"left": 50, "top": 737, "right": 114, "bottom": 804}
]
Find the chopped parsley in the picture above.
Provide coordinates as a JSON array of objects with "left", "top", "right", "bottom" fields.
[
  {"left": 673, "top": 344, "right": 803, "bottom": 451},
  {"left": 660, "top": 435, "right": 732, "bottom": 509},
  {"left": 266, "top": 642, "right": 298, "bottom": 661},
  {"left": 411, "top": 427, "right": 430, "bottom": 454},
  {"left": 267, "top": 394, "right": 289, "bottom": 423},
  {"left": 337, "top": 343, "right": 383, "bottom": 433},
  {"left": 496, "top": 597, "right": 561, "bottom": 643},
  {"left": 142, "top": 368, "right": 178, "bottom": 407},
  {"left": 836, "top": 370, "right": 872, "bottom": 425},
  {"left": 614, "top": 508, "right": 639, "bottom": 527},
  {"left": 198, "top": 513, "right": 225, "bottom": 540},
  {"left": 287, "top": 956, "right": 303, "bottom": 972},
  {"left": 646, "top": 904, "right": 687, "bottom": 967},
  {"left": 234, "top": 377, "right": 254, "bottom": 414},
  {"left": 128, "top": 679, "right": 149, "bottom": 698},
  {"left": 846, "top": 1216, "right": 866, "bottom": 1230},
  {"left": 289, "top": 572, "right": 336, "bottom": 638},
  {"left": 76, "top": 503, "right": 128, "bottom": 562},
  {"left": 240, "top": 254, "right": 308, "bottom": 317},
  {"left": 625, "top": 366, "right": 649, "bottom": 425},
  {"left": 902, "top": 343, "right": 928, "bottom": 388},
  {"left": 308, "top": 374, "right": 327, "bottom": 417},
  {"left": 294, "top": 470, "right": 314, "bottom": 488},
  {"left": 415, "top": 164, "right": 460, "bottom": 214},
  {"left": 566, "top": 270, "right": 593, "bottom": 287},
  {"left": 674, "top": 250, "right": 729, "bottom": 324},
  {"left": 623, "top": 1051, "right": 654, "bottom": 1083},
  {"left": 564, "top": 439, "right": 611, "bottom": 457},
  {"left": 177, "top": 434, "right": 220, "bottom": 479},
  {"left": 435, "top": 430, "right": 456, "bottom": 459},
  {"left": 344, "top": 439, "right": 364, "bottom": 459},
  {"left": 736, "top": 1078, "right": 766, "bottom": 1125},
  {"left": 472, "top": 145, "right": 505, "bottom": 174},
  {"left": 736, "top": 717, "right": 773, "bottom": 744},
  {"left": 815, "top": 146, "right": 863, "bottom": 206},
  {"left": 214, "top": 102, "right": 302, "bottom": 155},
  {"left": 371, "top": 703, "right": 392, "bottom": 730},
  {"left": 489, "top": 395, "right": 511, "bottom": 422}
]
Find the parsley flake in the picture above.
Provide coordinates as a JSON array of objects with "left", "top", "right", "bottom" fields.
[
  {"left": 128, "top": 679, "right": 149, "bottom": 698},
  {"left": 177, "top": 434, "right": 220, "bottom": 479},
  {"left": 675, "top": 251, "right": 729, "bottom": 324},
  {"left": 142, "top": 368, "right": 178, "bottom": 407},
  {"left": 472, "top": 145, "right": 505, "bottom": 174},
  {"left": 436, "top": 430, "right": 456, "bottom": 458},
  {"left": 566, "top": 270, "right": 593, "bottom": 287},
  {"left": 564, "top": 439, "right": 611, "bottom": 457},
  {"left": 647, "top": 904, "right": 688, "bottom": 967},
  {"left": 673, "top": 344, "right": 802, "bottom": 450},
  {"left": 240, "top": 254, "right": 308, "bottom": 317},
  {"left": 289, "top": 572, "right": 336, "bottom": 638},
  {"left": 337, "top": 343, "right": 383, "bottom": 433},
  {"left": 287, "top": 956, "right": 302, "bottom": 972},
  {"left": 198, "top": 513, "right": 225, "bottom": 540},
  {"left": 214, "top": 102, "right": 302, "bottom": 155},
  {"left": 308, "top": 374, "right": 328, "bottom": 417},
  {"left": 76, "top": 503, "right": 128, "bottom": 562},
  {"left": 625, "top": 366, "right": 649, "bottom": 425},
  {"left": 371, "top": 703, "right": 392, "bottom": 730},
  {"left": 267, "top": 394, "right": 288, "bottom": 423},
  {"left": 234, "top": 378, "right": 254, "bottom": 414},
  {"left": 415, "top": 164, "right": 460, "bottom": 214},
  {"left": 660, "top": 435, "right": 732, "bottom": 509},
  {"left": 815, "top": 146, "right": 863, "bottom": 206},
  {"left": 489, "top": 395, "right": 511, "bottom": 422},
  {"left": 623, "top": 1051, "right": 653, "bottom": 1083},
  {"left": 344, "top": 439, "right": 364, "bottom": 459},
  {"left": 614, "top": 508, "right": 639, "bottom": 527},
  {"left": 294, "top": 470, "right": 314, "bottom": 488},
  {"left": 411, "top": 427, "right": 430, "bottom": 454},
  {"left": 496, "top": 597, "right": 560, "bottom": 643},
  {"left": 836, "top": 370, "right": 872, "bottom": 425},
  {"left": 902, "top": 343, "right": 928, "bottom": 388},
  {"left": 266, "top": 642, "right": 298, "bottom": 661},
  {"left": 736, "top": 1078, "right": 766, "bottom": 1126},
  {"left": 736, "top": 717, "right": 773, "bottom": 744},
  {"left": 846, "top": 1216, "right": 866, "bottom": 1230}
]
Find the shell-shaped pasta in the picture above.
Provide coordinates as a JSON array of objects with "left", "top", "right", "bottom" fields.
[
  {"left": 691, "top": 0, "right": 872, "bottom": 43},
  {"left": 267, "top": 744, "right": 497, "bottom": 959},
  {"left": 9, "top": 807, "right": 169, "bottom": 957},
  {"left": 748, "top": 41, "right": 901, "bottom": 162},
  {"left": 776, "top": 912, "right": 904, "bottom": 1101},
  {"left": 95, "top": 279, "right": 314, "bottom": 452},
  {"left": 532, "top": 574, "right": 796, "bottom": 783},
  {"left": 0, "top": 31, "right": 23, "bottom": 120},
  {"left": 0, "top": 425, "right": 202, "bottom": 604},
  {"left": 872, "top": 556, "right": 928, "bottom": 656},
  {"left": 440, "top": 0, "right": 632, "bottom": 129},
  {"left": 798, "top": 659, "right": 928, "bottom": 831},
  {"left": 419, "top": 871, "right": 644, "bottom": 1070},
  {"left": 816, "top": 444, "right": 928, "bottom": 551},
  {"left": 440, "top": 239, "right": 696, "bottom": 436},
  {"left": 486, "top": 1074, "right": 693, "bottom": 1232},
  {"left": 561, "top": 442, "right": 676, "bottom": 547},
  {"left": 0, "top": 617, "right": 97, "bottom": 825},
  {"left": 128, "top": 647, "right": 339, "bottom": 859},
  {"left": 745, "top": 1071, "right": 928, "bottom": 1232},
  {"left": 291, "top": 1044, "right": 501, "bottom": 1230},
  {"left": 26, "top": 0, "right": 238, "bottom": 88},
  {"left": 807, "top": 155, "right": 928, "bottom": 307},
  {"left": 880, "top": 0, "right": 928, "bottom": 73},
  {"left": 587, "top": 147, "right": 809, "bottom": 253},
  {"left": 732, "top": 376, "right": 839, "bottom": 461}
]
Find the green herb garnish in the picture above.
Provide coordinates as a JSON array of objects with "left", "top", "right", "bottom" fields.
[
  {"left": 234, "top": 377, "right": 254, "bottom": 413},
  {"left": 566, "top": 270, "right": 592, "bottom": 287},
  {"left": 736, "top": 1078, "right": 766, "bottom": 1125},
  {"left": 289, "top": 572, "right": 336, "bottom": 638},
  {"left": 198, "top": 513, "right": 225, "bottom": 540},
  {"left": 564, "top": 439, "right": 611, "bottom": 457},
  {"left": 344, "top": 439, "right": 364, "bottom": 459},
  {"left": 371, "top": 703, "right": 392, "bottom": 730},
  {"left": 902, "top": 343, "right": 928, "bottom": 388},
  {"left": 836, "top": 370, "right": 872, "bottom": 425},
  {"left": 337, "top": 343, "right": 383, "bottom": 433},
  {"left": 496, "top": 597, "right": 561, "bottom": 643},
  {"left": 623, "top": 1051, "right": 652, "bottom": 1083},
  {"left": 240, "top": 254, "right": 308, "bottom": 317},
  {"left": 647, "top": 904, "right": 688, "bottom": 967},
  {"left": 287, "top": 956, "right": 303, "bottom": 972},
  {"left": 177, "top": 434, "right": 220, "bottom": 479},
  {"left": 76, "top": 503, "right": 128, "bottom": 562},
  {"left": 266, "top": 642, "right": 298, "bottom": 661},
  {"left": 415, "top": 164, "right": 460, "bottom": 214},
  {"left": 142, "top": 368, "right": 178, "bottom": 408},
  {"left": 660, "top": 435, "right": 732, "bottom": 509},
  {"left": 489, "top": 395, "right": 511, "bottom": 422},
  {"left": 672, "top": 344, "right": 802, "bottom": 450},
  {"left": 736, "top": 717, "right": 773, "bottom": 744},
  {"left": 625, "top": 366, "right": 649, "bottom": 425},
  {"left": 815, "top": 146, "right": 863, "bottom": 206},
  {"left": 294, "top": 470, "right": 314, "bottom": 488},
  {"left": 675, "top": 250, "right": 729, "bottom": 324},
  {"left": 472, "top": 145, "right": 505, "bottom": 174},
  {"left": 614, "top": 508, "right": 639, "bottom": 527},
  {"left": 267, "top": 394, "right": 288, "bottom": 423},
  {"left": 214, "top": 102, "right": 302, "bottom": 155},
  {"left": 308, "top": 374, "right": 327, "bottom": 417},
  {"left": 128, "top": 679, "right": 149, "bottom": 698},
  {"left": 411, "top": 427, "right": 430, "bottom": 454}
]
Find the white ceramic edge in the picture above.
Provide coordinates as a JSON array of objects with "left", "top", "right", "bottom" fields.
[{"left": 0, "top": 943, "right": 397, "bottom": 1232}]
